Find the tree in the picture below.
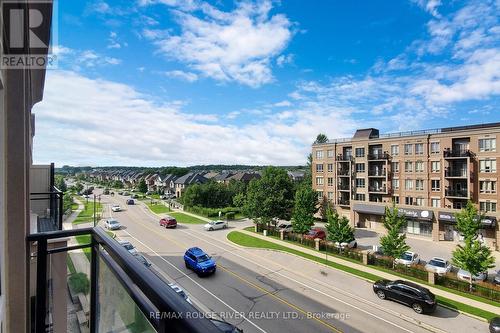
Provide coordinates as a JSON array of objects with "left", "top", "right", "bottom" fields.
[
  {"left": 138, "top": 179, "right": 148, "bottom": 193},
  {"left": 325, "top": 208, "right": 354, "bottom": 252},
  {"left": 379, "top": 205, "right": 410, "bottom": 266},
  {"left": 452, "top": 201, "right": 495, "bottom": 291},
  {"left": 111, "top": 180, "right": 124, "bottom": 189},
  {"left": 55, "top": 175, "right": 67, "bottom": 192},
  {"left": 74, "top": 182, "right": 84, "bottom": 194},
  {"left": 291, "top": 184, "right": 318, "bottom": 236},
  {"left": 243, "top": 167, "right": 294, "bottom": 228},
  {"left": 319, "top": 196, "right": 332, "bottom": 221},
  {"left": 233, "top": 192, "right": 246, "bottom": 208},
  {"left": 314, "top": 133, "right": 328, "bottom": 144}
]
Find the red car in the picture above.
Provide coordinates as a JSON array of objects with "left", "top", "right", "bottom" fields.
[
  {"left": 304, "top": 228, "right": 326, "bottom": 240},
  {"left": 159, "top": 216, "right": 177, "bottom": 228}
]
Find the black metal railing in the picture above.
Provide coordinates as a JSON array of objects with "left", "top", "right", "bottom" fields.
[
  {"left": 443, "top": 148, "right": 473, "bottom": 158},
  {"left": 368, "top": 169, "right": 386, "bottom": 177},
  {"left": 337, "top": 198, "right": 350, "bottom": 206},
  {"left": 444, "top": 169, "right": 468, "bottom": 178},
  {"left": 445, "top": 189, "right": 469, "bottom": 198},
  {"left": 30, "top": 186, "right": 64, "bottom": 231},
  {"left": 367, "top": 152, "right": 390, "bottom": 160},
  {"left": 368, "top": 186, "right": 387, "bottom": 193},
  {"left": 336, "top": 154, "right": 353, "bottom": 161},
  {"left": 337, "top": 183, "right": 351, "bottom": 190},
  {"left": 27, "top": 227, "right": 221, "bottom": 333},
  {"left": 337, "top": 169, "right": 351, "bottom": 176}
]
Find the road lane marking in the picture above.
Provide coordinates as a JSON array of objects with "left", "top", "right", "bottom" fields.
[{"left": 120, "top": 229, "right": 268, "bottom": 333}]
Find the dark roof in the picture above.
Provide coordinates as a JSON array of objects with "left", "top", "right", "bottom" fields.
[
  {"left": 227, "top": 172, "right": 260, "bottom": 182},
  {"left": 352, "top": 128, "right": 379, "bottom": 140},
  {"left": 174, "top": 173, "right": 208, "bottom": 185},
  {"left": 213, "top": 172, "right": 234, "bottom": 181}
]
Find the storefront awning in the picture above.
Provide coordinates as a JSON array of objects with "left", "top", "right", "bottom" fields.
[
  {"left": 438, "top": 211, "right": 497, "bottom": 228},
  {"left": 481, "top": 217, "right": 497, "bottom": 228},
  {"left": 353, "top": 203, "right": 433, "bottom": 221}
]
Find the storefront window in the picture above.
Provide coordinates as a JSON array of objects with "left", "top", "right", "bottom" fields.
[{"left": 406, "top": 220, "right": 432, "bottom": 237}]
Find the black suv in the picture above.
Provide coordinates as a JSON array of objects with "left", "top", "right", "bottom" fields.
[{"left": 373, "top": 279, "right": 436, "bottom": 314}]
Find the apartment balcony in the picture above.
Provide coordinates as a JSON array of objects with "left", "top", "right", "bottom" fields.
[
  {"left": 368, "top": 186, "right": 388, "bottom": 194},
  {"left": 337, "top": 154, "right": 353, "bottom": 161},
  {"left": 27, "top": 227, "right": 221, "bottom": 333},
  {"left": 443, "top": 148, "right": 473, "bottom": 159},
  {"left": 444, "top": 169, "right": 468, "bottom": 178},
  {"left": 337, "top": 169, "right": 351, "bottom": 177},
  {"left": 445, "top": 189, "right": 470, "bottom": 199},
  {"left": 367, "top": 152, "right": 390, "bottom": 160},
  {"left": 30, "top": 186, "right": 64, "bottom": 232},
  {"left": 337, "top": 198, "right": 350, "bottom": 206},
  {"left": 337, "top": 183, "right": 351, "bottom": 191},
  {"left": 368, "top": 169, "right": 387, "bottom": 177}
]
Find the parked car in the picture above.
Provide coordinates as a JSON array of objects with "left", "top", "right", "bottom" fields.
[
  {"left": 303, "top": 228, "right": 326, "bottom": 240},
  {"left": 373, "top": 279, "right": 437, "bottom": 314},
  {"left": 160, "top": 216, "right": 177, "bottom": 228},
  {"left": 118, "top": 240, "right": 138, "bottom": 255},
  {"left": 277, "top": 222, "right": 293, "bottom": 233},
  {"left": 204, "top": 220, "right": 228, "bottom": 231},
  {"left": 111, "top": 204, "right": 121, "bottom": 212},
  {"left": 490, "top": 317, "right": 500, "bottom": 333},
  {"left": 457, "top": 269, "right": 488, "bottom": 282},
  {"left": 131, "top": 194, "right": 138, "bottom": 199},
  {"left": 209, "top": 319, "right": 243, "bottom": 333},
  {"left": 168, "top": 283, "right": 192, "bottom": 304},
  {"left": 494, "top": 271, "right": 500, "bottom": 285},
  {"left": 123, "top": 192, "right": 129, "bottom": 196},
  {"left": 395, "top": 251, "right": 420, "bottom": 266},
  {"left": 103, "top": 189, "right": 110, "bottom": 195},
  {"left": 117, "top": 191, "right": 123, "bottom": 195},
  {"left": 424, "top": 257, "right": 452, "bottom": 275},
  {"left": 104, "top": 218, "right": 121, "bottom": 230},
  {"left": 334, "top": 239, "right": 357, "bottom": 249},
  {"left": 133, "top": 253, "right": 152, "bottom": 267},
  {"left": 184, "top": 247, "right": 216, "bottom": 276},
  {"left": 126, "top": 199, "right": 135, "bottom": 205}
]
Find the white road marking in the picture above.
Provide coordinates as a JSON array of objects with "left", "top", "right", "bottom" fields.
[{"left": 120, "top": 229, "right": 268, "bottom": 333}]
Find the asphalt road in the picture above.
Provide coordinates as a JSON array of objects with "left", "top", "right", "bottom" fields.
[{"left": 97, "top": 191, "right": 490, "bottom": 333}]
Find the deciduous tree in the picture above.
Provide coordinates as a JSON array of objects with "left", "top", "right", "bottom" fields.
[{"left": 379, "top": 205, "right": 410, "bottom": 266}]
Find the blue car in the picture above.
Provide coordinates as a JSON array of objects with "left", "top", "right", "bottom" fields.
[{"left": 184, "top": 247, "right": 216, "bottom": 276}]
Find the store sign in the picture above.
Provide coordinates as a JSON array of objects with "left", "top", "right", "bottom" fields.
[
  {"left": 398, "top": 208, "right": 433, "bottom": 221},
  {"left": 438, "top": 212, "right": 456, "bottom": 222}
]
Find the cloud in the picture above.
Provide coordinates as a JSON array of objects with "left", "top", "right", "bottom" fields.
[
  {"left": 32, "top": 71, "right": 358, "bottom": 166},
  {"left": 273, "top": 100, "right": 292, "bottom": 107},
  {"left": 53, "top": 45, "right": 122, "bottom": 70},
  {"left": 276, "top": 54, "right": 294, "bottom": 67},
  {"left": 163, "top": 70, "right": 199, "bottom": 82},
  {"left": 107, "top": 31, "right": 127, "bottom": 49},
  {"left": 412, "top": 0, "right": 442, "bottom": 17},
  {"left": 143, "top": 0, "right": 294, "bottom": 87}
]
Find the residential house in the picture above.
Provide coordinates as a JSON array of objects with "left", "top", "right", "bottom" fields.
[
  {"left": 174, "top": 173, "right": 208, "bottom": 198},
  {"left": 225, "top": 172, "right": 261, "bottom": 184},
  {"left": 288, "top": 171, "right": 305, "bottom": 182},
  {"left": 213, "top": 172, "right": 234, "bottom": 183}
]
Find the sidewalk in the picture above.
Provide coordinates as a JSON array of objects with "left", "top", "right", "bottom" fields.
[
  {"left": 63, "top": 198, "right": 90, "bottom": 276},
  {"left": 239, "top": 229, "right": 500, "bottom": 316}
]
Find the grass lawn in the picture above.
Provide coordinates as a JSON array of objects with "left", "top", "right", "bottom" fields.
[
  {"left": 227, "top": 231, "right": 498, "bottom": 322},
  {"left": 170, "top": 212, "right": 206, "bottom": 224},
  {"left": 145, "top": 201, "right": 170, "bottom": 214},
  {"left": 75, "top": 234, "right": 91, "bottom": 261},
  {"left": 73, "top": 199, "right": 103, "bottom": 225},
  {"left": 66, "top": 256, "right": 76, "bottom": 275}
]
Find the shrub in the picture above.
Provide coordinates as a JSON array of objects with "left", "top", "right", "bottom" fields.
[
  {"left": 68, "top": 272, "right": 90, "bottom": 295},
  {"left": 225, "top": 212, "right": 235, "bottom": 220}
]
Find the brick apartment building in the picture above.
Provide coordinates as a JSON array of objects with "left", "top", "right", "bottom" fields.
[{"left": 312, "top": 122, "right": 499, "bottom": 251}]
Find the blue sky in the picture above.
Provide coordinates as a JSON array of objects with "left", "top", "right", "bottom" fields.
[{"left": 33, "top": 0, "right": 500, "bottom": 166}]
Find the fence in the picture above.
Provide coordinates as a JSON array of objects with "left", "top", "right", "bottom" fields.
[{"left": 435, "top": 274, "right": 500, "bottom": 302}]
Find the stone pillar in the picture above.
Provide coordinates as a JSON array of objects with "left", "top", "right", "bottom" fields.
[
  {"left": 263, "top": 229, "right": 267, "bottom": 237},
  {"left": 280, "top": 230, "right": 284, "bottom": 240},
  {"left": 314, "top": 238, "right": 320, "bottom": 251},
  {"left": 428, "top": 272, "right": 436, "bottom": 285},
  {"left": 362, "top": 251, "right": 369, "bottom": 265},
  {"left": 254, "top": 225, "right": 258, "bottom": 232}
]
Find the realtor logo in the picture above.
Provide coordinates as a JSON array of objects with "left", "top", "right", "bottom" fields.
[{"left": 2, "top": 0, "right": 57, "bottom": 69}]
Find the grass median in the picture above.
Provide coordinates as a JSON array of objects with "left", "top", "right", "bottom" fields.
[
  {"left": 73, "top": 197, "right": 103, "bottom": 225},
  {"left": 170, "top": 212, "right": 206, "bottom": 224},
  {"left": 227, "top": 230, "right": 498, "bottom": 322},
  {"left": 145, "top": 201, "right": 170, "bottom": 214}
]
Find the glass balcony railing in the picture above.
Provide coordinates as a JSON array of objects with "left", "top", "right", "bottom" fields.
[
  {"left": 443, "top": 148, "right": 473, "bottom": 158},
  {"left": 27, "top": 227, "right": 222, "bottom": 333}
]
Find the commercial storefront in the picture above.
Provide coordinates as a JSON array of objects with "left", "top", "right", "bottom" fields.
[
  {"left": 438, "top": 211, "right": 497, "bottom": 246},
  {"left": 352, "top": 203, "right": 434, "bottom": 237}
]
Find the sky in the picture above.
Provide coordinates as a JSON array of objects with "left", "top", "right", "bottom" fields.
[{"left": 32, "top": 0, "right": 500, "bottom": 167}]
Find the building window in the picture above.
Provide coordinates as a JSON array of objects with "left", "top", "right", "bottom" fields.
[
  {"left": 416, "top": 179, "right": 424, "bottom": 191},
  {"left": 393, "top": 196, "right": 400, "bottom": 204},
  {"left": 316, "top": 150, "right": 324, "bottom": 159},
  {"left": 480, "top": 201, "right": 497, "bottom": 212},
  {"left": 355, "top": 193, "right": 365, "bottom": 201},
  {"left": 356, "top": 178, "right": 365, "bottom": 188},
  {"left": 392, "top": 179, "right": 400, "bottom": 190},
  {"left": 430, "top": 142, "right": 440, "bottom": 154},
  {"left": 431, "top": 198, "right": 441, "bottom": 208},
  {"left": 480, "top": 180, "right": 497, "bottom": 194},
  {"left": 415, "top": 161, "right": 424, "bottom": 172},
  {"left": 327, "top": 149, "right": 334, "bottom": 158},
  {"left": 431, "top": 180, "right": 441, "bottom": 191},
  {"left": 391, "top": 145, "right": 399, "bottom": 156},
  {"left": 431, "top": 161, "right": 440, "bottom": 173},
  {"left": 316, "top": 164, "right": 324, "bottom": 173},
  {"left": 355, "top": 147, "right": 365, "bottom": 157},
  {"left": 404, "top": 144, "right": 413, "bottom": 155},
  {"left": 415, "top": 197, "right": 424, "bottom": 206},
  {"left": 317, "top": 190, "right": 324, "bottom": 199},
  {"left": 327, "top": 163, "right": 334, "bottom": 172},
  {"left": 391, "top": 162, "right": 399, "bottom": 173},
  {"left": 405, "top": 197, "right": 414, "bottom": 205},
  {"left": 415, "top": 143, "right": 424, "bottom": 155},
  {"left": 327, "top": 191, "right": 334, "bottom": 200},
  {"left": 327, "top": 177, "right": 334, "bottom": 187},
  {"left": 479, "top": 138, "right": 496, "bottom": 152},
  {"left": 405, "top": 161, "right": 413, "bottom": 172},
  {"left": 405, "top": 179, "right": 414, "bottom": 190},
  {"left": 406, "top": 220, "right": 432, "bottom": 237},
  {"left": 479, "top": 159, "right": 497, "bottom": 173},
  {"left": 355, "top": 163, "right": 365, "bottom": 173},
  {"left": 316, "top": 177, "right": 324, "bottom": 186}
]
